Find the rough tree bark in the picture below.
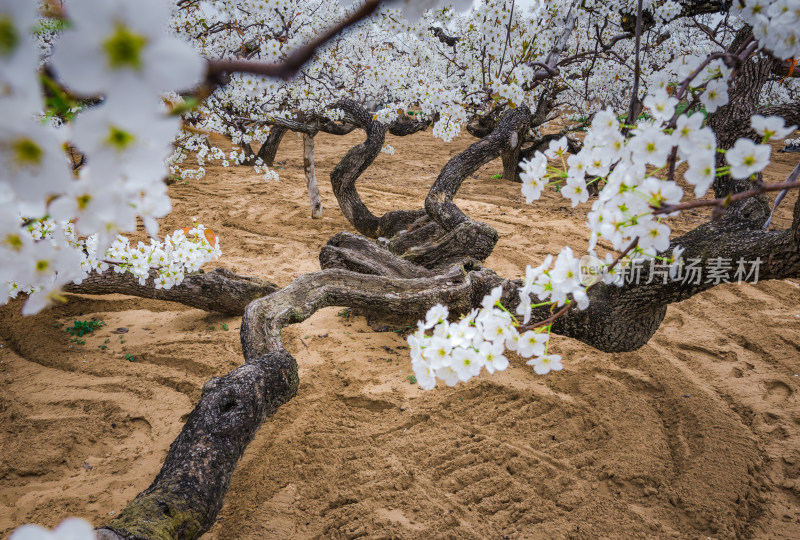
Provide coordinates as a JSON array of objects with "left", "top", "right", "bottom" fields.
[
  {"left": 328, "top": 100, "right": 532, "bottom": 268},
  {"left": 65, "top": 268, "right": 278, "bottom": 315},
  {"left": 328, "top": 98, "right": 429, "bottom": 239},
  {"left": 501, "top": 141, "right": 523, "bottom": 183},
  {"left": 97, "top": 349, "right": 298, "bottom": 540},
  {"left": 256, "top": 125, "right": 287, "bottom": 167},
  {"left": 62, "top": 29, "right": 799, "bottom": 537},
  {"left": 425, "top": 106, "right": 530, "bottom": 231},
  {"left": 701, "top": 27, "right": 800, "bottom": 205},
  {"left": 93, "top": 257, "right": 504, "bottom": 539},
  {"left": 303, "top": 133, "right": 323, "bottom": 219}
]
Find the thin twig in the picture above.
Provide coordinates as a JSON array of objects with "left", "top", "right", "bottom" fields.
[
  {"left": 655, "top": 162, "right": 800, "bottom": 216},
  {"left": 497, "top": 0, "right": 515, "bottom": 78}
]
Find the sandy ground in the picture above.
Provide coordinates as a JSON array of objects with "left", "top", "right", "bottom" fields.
[{"left": 1, "top": 128, "right": 800, "bottom": 540}]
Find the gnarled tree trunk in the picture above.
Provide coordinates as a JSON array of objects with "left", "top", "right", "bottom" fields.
[
  {"left": 256, "top": 125, "right": 287, "bottom": 167},
  {"left": 328, "top": 100, "right": 531, "bottom": 268},
  {"left": 51, "top": 46, "right": 799, "bottom": 538},
  {"left": 707, "top": 52, "right": 778, "bottom": 201}
]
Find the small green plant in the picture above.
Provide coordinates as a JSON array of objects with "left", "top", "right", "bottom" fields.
[
  {"left": 208, "top": 325, "right": 216, "bottom": 331},
  {"left": 406, "top": 375, "right": 417, "bottom": 384},
  {"left": 221, "top": 323, "right": 230, "bottom": 331},
  {"left": 491, "top": 173, "right": 503, "bottom": 179},
  {"left": 64, "top": 320, "right": 105, "bottom": 337},
  {"left": 337, "top": 308, "right": 351, "bottom": 320},
  {"left": 98, "top": 344, "right": 107, "bottom": 351},
  {"left": 69, "top": 337, "right": 86, "bottom": 345},
  {"left": 124, "top": 354, "right": 135, "bottom": 362}
]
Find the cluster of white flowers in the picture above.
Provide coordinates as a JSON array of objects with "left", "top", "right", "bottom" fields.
[
  {"left": 255, "top": 162, "right": 281, "bottom": 182},
  {"left": 431, "top": 103, "right": 468, "bottom": 142},
  {"left": 409, "top": 286, "right": 561, "bottom": 390},
  {"left": 733, "top": 0, "right": 800, "bottom": 59},
  {"left": 374, "top": 106, "right": 402, "bottom": 124},
  {"left": 0, "top": 0, "right": 211, "bottom": 314},
  {"left": 4, "top": 221, "right": 221, "bottom": 313},
  {"left": 411, "top": 71, "right": 795, "bottom": 389},
  {"left": 653, "top": 0, "right": 683, "bottom": 22},
  {"left": 104, "top": 224, "right": 221, "bottom": 288}
]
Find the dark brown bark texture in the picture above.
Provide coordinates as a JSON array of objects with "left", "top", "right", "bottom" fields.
[
  {"left": 523, "top": 195, "right": 800, "bottom": 352},
  {"left": 329, "top": 99, "right": 531, "bottom": 268},
  {"left": 426, "top": 106, "right": 530, "bottom": 230},
  {"left": 305, "top": 194, "right": 800, "bottom": 355},
  {"left": 258, "top": 107, "right": 429, "bottom": 168},
  {"left": 257, "top": 125, "right": 287, "bottom": 167},
  {"left": 429, "top": 26, "right": 458, "bottom": 46},
  {"left": 65, "top": 267, "right": 278, "bottom": 315},
  {"left": 99, "top": 350, "right": 298, "bottom": 540},
  {"left": 328, "top": 98, "right": 428, "bottom": 240},
  {"left": 706, "top": 52, "right": 782, "bottom": 206},
  {"left": 501, "top": 143, "right": 523, "bottom": 183}
]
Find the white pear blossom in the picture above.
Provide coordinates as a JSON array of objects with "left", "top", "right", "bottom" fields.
[
  {"left": 700, "top": 79, "right": 729, "bottom": 113},
  {"left": 9, "top": 518, "right": 96, "bottom": 540},
  {"left": 751, "top": 115, "right": 797, "bottom": 141},
  {"left": 50, "top": 0, "right": 204, "bottom": 95},
  {"left": 563, "top": 175, "right": 589, "bottom": 207},
  {"left": 520, "top": 152, "right": 548, "bottom": 203},
  {"left": 674, "top": 113, "right": 705, "bottom": 156},
  {"left": 629, "top": 123, "right": 673, "bottom": 167},
  {"left": 527, "top": 354, "right": 563, "bottom": 375},
  {"left": 544, "top": 136, "right": 569, "bottom": 159},
  {"left": 726, "top": 139, "right": 771, "bottom": 179},
  {"left": 684, "top": 154, "right": 717, "bottom": 198},
  {"left": 643, "top": 88, "right": 678, "bottom": 122}
]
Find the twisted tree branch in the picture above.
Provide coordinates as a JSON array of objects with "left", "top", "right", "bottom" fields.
[{"left": 65, "top": 267, "right": 278, "bottom": 315}]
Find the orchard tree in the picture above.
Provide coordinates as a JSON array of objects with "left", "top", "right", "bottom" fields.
[
  {"left": 3, "top": 0, "right": 800, "bottom": 538},
  {"left": 168, "top": 0, "right": 440, "bottom": 218}
]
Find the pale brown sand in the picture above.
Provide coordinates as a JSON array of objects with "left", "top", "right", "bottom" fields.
[{"left": 1, "top": 129, "right": 799, "bottom": 539}]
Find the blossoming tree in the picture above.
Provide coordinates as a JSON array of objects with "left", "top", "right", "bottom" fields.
[{"left": 3, "top": 0, "right": 800, "bottom": 538}]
